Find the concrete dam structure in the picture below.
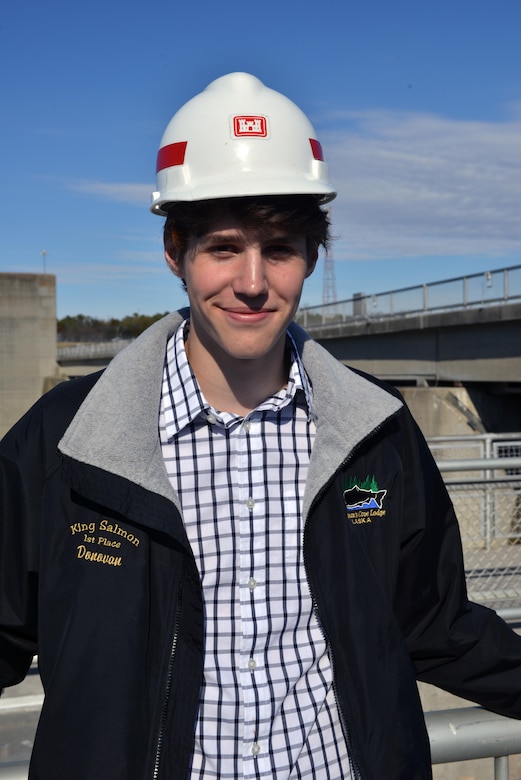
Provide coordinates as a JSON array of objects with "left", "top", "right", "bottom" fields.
[{"left": 0, "top": 273, "right": 62, "bottom": 438}]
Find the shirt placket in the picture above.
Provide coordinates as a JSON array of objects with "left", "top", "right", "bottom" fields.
[{"left": 236, "top": 413, "right": 272, "bottom": 777}]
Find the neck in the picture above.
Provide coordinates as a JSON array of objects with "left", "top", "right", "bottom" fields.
[{"left": 185, "top": 335, "right": 289, "bottom": 416}]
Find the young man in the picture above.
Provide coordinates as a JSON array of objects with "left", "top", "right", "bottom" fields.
[{"left": 1, "top": 73, "right": 520, "bottom": 780}]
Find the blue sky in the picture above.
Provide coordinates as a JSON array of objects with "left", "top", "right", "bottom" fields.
[{"left": 1, "top": 0, "right": 520, "bottom": 319}]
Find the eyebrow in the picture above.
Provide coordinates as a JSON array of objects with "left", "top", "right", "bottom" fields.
[
  {"left": 199, "top": 231, "right": 244, "bottom": 243},
  {"left": 199, "top": 230, "right": 299, "bottom": 245}
]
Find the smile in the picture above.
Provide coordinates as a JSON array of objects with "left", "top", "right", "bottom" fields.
[{"left": 222, "top": 308, "right": 275, "bottom": 323}]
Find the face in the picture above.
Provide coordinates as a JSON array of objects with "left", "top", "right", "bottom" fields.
[{"left": 165, "top": 212, "right": 317, "bottom": 375}]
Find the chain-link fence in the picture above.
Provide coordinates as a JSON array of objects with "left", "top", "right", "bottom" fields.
[{"left": 429, "top": 434, "right": 521, "bottom": 612}]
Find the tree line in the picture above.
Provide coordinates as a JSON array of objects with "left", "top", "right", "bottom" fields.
[{"left": 57, "top": 313, "right": 170, "bottom": 342}]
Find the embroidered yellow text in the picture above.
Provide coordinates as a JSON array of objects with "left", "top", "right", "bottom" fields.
[
  {"left": 70, "top": 522, "right": 96, "bottom": 535},
  {"left": 77, "top": 545, "right": 122, "bottom": 566},
  {"left": 99, "top": 519, "right": 140, "bottom": 547}
]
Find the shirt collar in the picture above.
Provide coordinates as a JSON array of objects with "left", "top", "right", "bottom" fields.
[
  {"left": 162, "top": 320, "right": 313, "bottom": 441},
  {"left": 285, "top": 329, "right": 314, "bottom": 420}
]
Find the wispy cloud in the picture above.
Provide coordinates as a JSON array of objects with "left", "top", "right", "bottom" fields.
[
  {"left": 55, "top": 259, "right": 166, "bottom": 284},
  {"left": 34, "top": 127, "right": 68, "bottom": 137},
  {"left": 320, "top": 108, "right": 521, "bottom": 261},
  {"left": 63, "top": 109, "right": 521, "bottom": 264},
  {"left": 65, "top": 179, "right": 152, "bottom": 206}
]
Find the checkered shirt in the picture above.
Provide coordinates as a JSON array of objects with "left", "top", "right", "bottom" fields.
[{"left": 159, "top": 321, "right": 351, "bottom": 779}]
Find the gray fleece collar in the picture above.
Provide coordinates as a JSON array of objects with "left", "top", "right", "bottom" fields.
[{"left": 59, "top": 310, "right": 402, "bottom": 517}]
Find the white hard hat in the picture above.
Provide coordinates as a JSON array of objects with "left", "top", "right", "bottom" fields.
[{"left": 151, "top": 72, "right": 336, "bottom": 215}]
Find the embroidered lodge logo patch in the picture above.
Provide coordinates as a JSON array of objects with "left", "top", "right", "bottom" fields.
[{"left": 343, "top": 476, "right": 387, "bottom": 525}]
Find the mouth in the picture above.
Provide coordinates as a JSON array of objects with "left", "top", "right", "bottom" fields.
[{"left": 222, "top": 307, "right": 275, "bottom": 323}]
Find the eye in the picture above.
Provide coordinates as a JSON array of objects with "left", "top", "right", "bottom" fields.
[
  {"left": 209, "top": 243, "right": 239, "bottom": 257},
  {"left": 265, "top": 244, "right": 297, "bottom": 260}
]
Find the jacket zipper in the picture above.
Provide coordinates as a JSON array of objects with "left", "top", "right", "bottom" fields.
[
  {"left": 304, "top": 544, "right": 364, "bottom": 780},
  {"left": 302, "top": 415, "right": 399, "bottom": 780},
  {"left": 329, "top": 635, "right": 364, "bottom": 780},
  {"left": 152, "top": 566, "right": 185, "bottom": 780}
]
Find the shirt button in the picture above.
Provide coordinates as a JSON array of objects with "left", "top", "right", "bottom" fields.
[
  {"left": 245, "top": 497, "right": 255, "bottom": 510},
  {"left": 206, "top": 413, "right": 217, "bottom": 424},
  {"left": 243, "top": 420, "right": 251, "bottom": 432},
  {"left": 247, "top": 577, "right": 257, "bottom": 591},
  {"left": 247, "top": 658, "right": 257, "bottom": 671},
  {"left": 251, "top": 743, "right": 260, "bottom": 757}
]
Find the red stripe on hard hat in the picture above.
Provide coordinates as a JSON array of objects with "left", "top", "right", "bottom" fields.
[
  {"left": 309, "top": 139, "right": 324, "bottom": 161},
  {"left": 156, "top": 142, "right": 188, "bottom": 172}
]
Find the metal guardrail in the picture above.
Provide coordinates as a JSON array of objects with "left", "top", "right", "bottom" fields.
[
  {"left": 296, "top": 263, "right": 521, "bottom": 329},
  {"left": 434, "top": 446, "right": 521, "bottom": 613},
  {"left": 429, "top": 433, "right": 521, "bottom": 463},
  {"left": 426, "top": 707, "right": 521, "bottom": 780},
  {"left": 1, "top": 698, "right": 519, "bottom": 779},
  {"left": 439, "top": 457, "right": 521, "bottom": 473},
  {"left": 496, "top": 605, "right": 521, "bottom": 624}
]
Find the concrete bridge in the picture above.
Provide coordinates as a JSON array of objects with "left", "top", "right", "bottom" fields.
[
  {"left": 293, "top": 265, "right": 521, "bottom": 434},
  {"left": 55, "top": 264, "right": 521, "bottom": 436},
  {"left": 298, "top": 300, "right": 521, "bottom": 386},
  {"left": 295, "top": 264, "right": 521, "bottom": 383}
]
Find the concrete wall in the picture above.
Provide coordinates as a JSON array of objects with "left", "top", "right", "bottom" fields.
[
  {"left": 0, "top": 273, "right": 61, "bottom": 438},
  {"left": 400, "top": 386, "right": 485, "bottom": 440}
]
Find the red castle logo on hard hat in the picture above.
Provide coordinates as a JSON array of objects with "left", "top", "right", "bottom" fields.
[{"left": 233, "top": 116, "right": 268, "bottom": 137}]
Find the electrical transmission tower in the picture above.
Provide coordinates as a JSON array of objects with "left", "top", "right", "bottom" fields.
[
  {"left": 322, "top": 252, "right": 337, "bottom": 307},
  {"left": 322, "top": 208, "right": 337, "bottom": 308}
]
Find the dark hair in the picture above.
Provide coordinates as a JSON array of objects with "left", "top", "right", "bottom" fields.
[{"left": 163, "top": 195, "right": 331, "bottom": 264}]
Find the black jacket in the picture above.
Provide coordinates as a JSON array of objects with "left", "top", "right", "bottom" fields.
[{"left": 1, "top": 313, "right": 520, "bottom": 779}]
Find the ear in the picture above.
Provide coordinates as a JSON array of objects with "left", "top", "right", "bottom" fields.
[
  {"left": 305, "top": 244, "right": 319, "bottom": 278},
  {"left": 165, "top": 249, "right": 183, "bottom": 279}
]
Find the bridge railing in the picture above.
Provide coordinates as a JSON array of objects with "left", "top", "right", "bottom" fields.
[
  {"left": 296, "top": 263, "right": 521, "bottom": 330},
  {"left": 57, "top": 339, "right": 132, "bottom": 361}
]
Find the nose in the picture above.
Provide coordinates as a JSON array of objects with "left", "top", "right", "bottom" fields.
[{"left": 233, "top": 248, "right": 268, "bottom": 297}]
